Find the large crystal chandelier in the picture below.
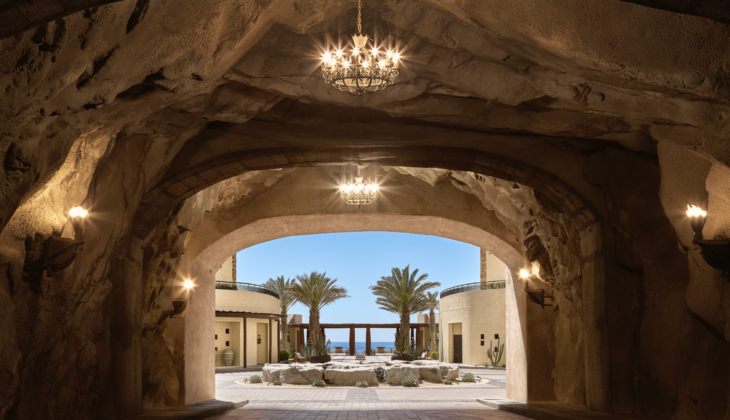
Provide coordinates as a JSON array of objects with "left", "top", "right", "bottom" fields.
[
  {"left": 339, "top": 168, "right": 379, "bottom": 206},
  {"left": 320, "top": 0, "right": 400, "bottom": 95}
]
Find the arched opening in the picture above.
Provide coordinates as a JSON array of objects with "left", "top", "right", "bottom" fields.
[{"left": 135, "top": 163, "right": 603, "bottom": 413}]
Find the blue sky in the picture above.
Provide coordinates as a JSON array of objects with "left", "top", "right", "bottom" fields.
[{"left": 236, "top": 232, "right": 479, "bottom": 341}]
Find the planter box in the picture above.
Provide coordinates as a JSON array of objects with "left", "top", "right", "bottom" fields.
[{"left": 310, "top": 355, "right": 332, "bottom": 363}]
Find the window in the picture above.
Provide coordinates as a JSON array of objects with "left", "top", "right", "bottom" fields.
[
  {"left": 481, "top": 341, "right": 484, "bottom": 346},
  {"left": 226, "top": 341, "right": 230, "bottom": 346},
  {"left": 226, "top": 328, "right": 230, "bottom": 334},
  {"left": 215, "top": 334, "right": 218, "bottom": 340},
  {"left": 495, "top": 334, "right": 499, "bottom": 339},
  {"left": 480, "top": 334, "right": 484, "bottom": 339}
]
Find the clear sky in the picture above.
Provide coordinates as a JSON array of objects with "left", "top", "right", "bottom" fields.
[{"left": 236, "top": 232, "right": 480, "bottom": 342}]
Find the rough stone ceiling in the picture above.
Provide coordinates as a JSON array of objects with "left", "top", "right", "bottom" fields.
[{"left": 2, "top": 0, "right": 730, "bottom": 235}]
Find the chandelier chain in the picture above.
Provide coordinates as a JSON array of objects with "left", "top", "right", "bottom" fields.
[{"left": 357, "top": 0, "right": 362, "bottom": 35}]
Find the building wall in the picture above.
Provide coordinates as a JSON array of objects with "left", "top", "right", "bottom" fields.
[
  {"left": 215, "top": 256, "right": 234, "bottom": 282},
  {"left": 215, "top": 289, "right": 280, "bottom": 313},
  {"left": 440, "top": 288, "right": 507, "bottom": 366}
]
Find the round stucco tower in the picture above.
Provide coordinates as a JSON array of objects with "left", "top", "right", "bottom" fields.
[
  {"left": 440, "top": 251, "right": 507, "bottom": 366},
  {"left": 440, "top": 286, "right": 507, "bottom": 366}
]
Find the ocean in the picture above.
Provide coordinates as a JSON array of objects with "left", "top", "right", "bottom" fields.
[{"left": 327, "top": 342, "right": 396, "bottom": 353}]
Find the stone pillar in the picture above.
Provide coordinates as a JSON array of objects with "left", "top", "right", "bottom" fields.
[
  {"left": 231, "top": 254, "right": 236, "bottom": 282},
  {"left": 366, "top": 328, "right": 371, "bottom": 355},
  {"left": 349, "top": 327, "right": 356, "bottom": 355},
  {"left": 480, "top": 247, "right": 487, "bottom": 283}
]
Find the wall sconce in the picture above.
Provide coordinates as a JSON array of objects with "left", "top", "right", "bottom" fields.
[
  {"left": 257, "top": 334, "right": 262, "bottom": 344},
  {"left": 687, "top": 204, "right": 730, "bottom": 278},
  {"left": 520, "top": 268, "right": 554, "bottom": 309},
  {"left": 525, "top": 288, "right": 554, "bottom": 309},
  {"left": 43, "top": 207, "right": 88, "bottom": 276}
]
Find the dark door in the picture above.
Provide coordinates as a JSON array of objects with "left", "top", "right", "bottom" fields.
[{"left": 453, "top": 335, "right": 463, "bottom": 363}]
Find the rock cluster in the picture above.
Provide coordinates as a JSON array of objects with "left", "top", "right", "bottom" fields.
[{"left": 262, "top": 360, "right": 459, "bottom": 386}]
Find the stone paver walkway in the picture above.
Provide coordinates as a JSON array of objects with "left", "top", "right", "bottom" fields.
[{"left": 211, "top": 366, "right": 525, "bottom": 419}]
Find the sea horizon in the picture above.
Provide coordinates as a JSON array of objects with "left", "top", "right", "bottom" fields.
[{"left": 326, "top": 341, "right": 396, "bottom": 352}]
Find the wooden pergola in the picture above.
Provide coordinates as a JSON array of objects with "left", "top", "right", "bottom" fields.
[{"left": 288, "top": 323, "right": 438, "bottom": 355}]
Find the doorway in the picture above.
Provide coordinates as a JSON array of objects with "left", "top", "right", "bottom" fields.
[
  {"left": 257, "top": 323, "right": 269, "bottom": 364},
  {"left": 453, "top": 335, "right": 463, "bottom": 364}
]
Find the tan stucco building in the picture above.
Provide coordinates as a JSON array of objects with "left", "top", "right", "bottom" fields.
[
  {"left": 213, "top": 256, "right": 281, "bottom": 367},
  {"left": 439, "top": 251, "right": 507, "bottom": 366}
]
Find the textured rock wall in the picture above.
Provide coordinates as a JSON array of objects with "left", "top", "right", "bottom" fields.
[{"left": 0, "top": 0, "right": 730, "bottom": 419}]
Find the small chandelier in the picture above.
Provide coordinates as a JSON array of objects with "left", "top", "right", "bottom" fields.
[
  {"left": 320, "top": 0, "right": 400, "bottom": 95},
  {"left": 339, "top": 168, "right": 379, "bottom": 206}
]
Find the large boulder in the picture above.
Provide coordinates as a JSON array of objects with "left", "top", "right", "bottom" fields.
[
  {"left": 262, "top": 365, "right": 289, "bottom": 382},
  {"left": 386, "top": 366, "right": 421, "bottom": 385},
  {"left": 280, "top": 365, "right": 325, "bottom": 385},
  {"left": 411, "top": 360, "right": 440, "bottom": 366},
  {"left": 418, "top": 366, "right": 443, "bottom": 383},
  {"left": 439, "top": 364, "right": 459, "bottom": 381},
  {"left": 324, "top": 368, "right": 380, "bottom": 386}
]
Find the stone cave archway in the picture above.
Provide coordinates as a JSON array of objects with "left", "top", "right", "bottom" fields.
[{"left": 138, "top": 163, "right": 606, "bottom": 414}]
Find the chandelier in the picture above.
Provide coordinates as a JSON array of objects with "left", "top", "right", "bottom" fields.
[
  {"left": 339, "top": 169, "right": 379, "bottom": 206},
  {"left": 320, "top": 0, "right": 400, "bottom": 95}
]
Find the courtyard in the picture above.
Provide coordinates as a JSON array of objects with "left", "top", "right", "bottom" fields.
[{"left": 213, "top": 366, "right": 515, "bottom": 419}]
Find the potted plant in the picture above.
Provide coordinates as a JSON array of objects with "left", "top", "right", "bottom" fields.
[{"left": 309, "top": 336, "right": 332, "bottom": 363}]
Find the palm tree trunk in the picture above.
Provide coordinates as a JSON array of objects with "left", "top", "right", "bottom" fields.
[
  {"left": 400, "top": 310, "right": 410, "bottom": 345},
  {"left": 309, "top": 308, "right": 320, "bottom": 344},
  {"left": 429, "top": 308, "right": 437, "bottom": 352},
  {"left": 281, "top": 310, "right": 288, "bottom": 351}
]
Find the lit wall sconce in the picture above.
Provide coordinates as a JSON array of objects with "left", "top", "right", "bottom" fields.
[
  {"left": 257, "top": 334, "right": 262, "bottom": 344},
  {"left": 43, "top": 207, "right": 88, "bottom": 276},
  {"left": 687, "top": 204, "right": 730, "bottom": 278},
  {"left": 520, "top": 268, "right": 554, "bottom": 309}
]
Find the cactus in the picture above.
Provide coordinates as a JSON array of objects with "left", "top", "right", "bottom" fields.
[
  {"left": 249, "top": 375, "right": 262, "bottom": 383},
  {"left": 462, "top": 373, "right": 476, "bottom": 382},
  {"left": 443, "top": 379, "right": 453, "bottom": 385},
  {"left": 271, "top": 380, "right": 282, "bottom": 386},
  {"left": 356, "top": 381, "right": 368, "bottom": 388},
  {"left": 487, "top": 338, "right": 505, "bottom": 366},
  {"left": 313, "top": 378, "right": 326, "bottom": 387}
]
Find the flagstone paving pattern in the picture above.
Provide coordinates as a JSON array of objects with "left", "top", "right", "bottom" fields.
[{"left": 211, "top": 367, "right": 526, "bottom": 419}]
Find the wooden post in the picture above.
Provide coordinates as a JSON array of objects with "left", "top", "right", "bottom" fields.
[
  {"left": 349, "top": 327, "right": 356, "bottom": 355},
  {"left": 277, "top": 319, "right": 281, "bottom": 361},
  {"left": 299, "top": 327, "right": 304, "bottom": 349},
  {"left": 243, "top": 316, "right": 247, "bottom": 368},
  {"left": 411, "top": 328, "right": 415, "bottom": 348},
  {"left": 269, "top": 318, "right": 273, "bottom": 364},
  {"left": 366, "top": 327, "right": 371, "bottom": 356},
  {"left": 416, "top": 326, "right": 422, "bottom": 348}
]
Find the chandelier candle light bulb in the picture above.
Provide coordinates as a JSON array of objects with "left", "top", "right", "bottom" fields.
[
  {"left": 687, "top": 204, "right": 707, "bottom": 240},
  {"left": 320, "top": 0, "right": 400, "bottom": 95}
]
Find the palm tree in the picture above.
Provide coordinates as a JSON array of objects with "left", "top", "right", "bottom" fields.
[
  {"left": 290, "top": 271, "right": 349, "bottom": 347},
  {"left": 264, "top": 275, "right": 296, "bottom": 351},
  {"left": 422, "top": 291, "right": 439, "bottom": 352},
  {"left": 370, "top": 265, "right": 441, "bottom": 347}
]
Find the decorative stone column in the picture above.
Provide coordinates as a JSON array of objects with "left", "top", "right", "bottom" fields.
[{"left": 480, "top": 247, "right": 487, "bottom": 283}]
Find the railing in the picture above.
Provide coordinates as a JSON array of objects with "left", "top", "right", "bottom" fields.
[
  {"left": 440, "top": 281, "right": 506, "bottom": 299},
  {"left": 214, "top": 281, "right": 280, "bottom": 299}
]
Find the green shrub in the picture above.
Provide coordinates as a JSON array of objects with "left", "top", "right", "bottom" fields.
[
  {"left": 215, "top": 282, "right": 238, "bottom": 290},
  {"left": 462, "top": 373, "right": 476, "bottom": 382},
  {"left": 355, "top": 381, "right": 368, "bottom": 388},
  {"left": 429, "top": 350, "right": 439, "bottom": 360},
  {"left": 443, "top": 379, "right": 453, "bottom": 385},
  {"left": 402, "top": 375, "right": 419, "bottom": 387},
  {"left": 280, "top": 349, "right": 292, "bottom": 361},
  {"left": 272, "top": 380, "right": 282, "bottom": 386},
  {"left": 313, "top": 379, "right": 326, "bottom": 387},
  {"left": 249, "top": 375, "right": 262, "bottom": 384}
]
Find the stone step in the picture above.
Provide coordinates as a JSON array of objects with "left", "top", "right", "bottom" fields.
[
  {"left": 129, "top": 399, "right": 248, "bottom": 419},
  {"left": 477, "top": 400, "right": 653, "bottom": 420}
]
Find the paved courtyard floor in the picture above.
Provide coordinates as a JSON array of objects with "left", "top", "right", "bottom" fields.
[{"left": 211, "top": 362, "right": 528, "bottom": 419}]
